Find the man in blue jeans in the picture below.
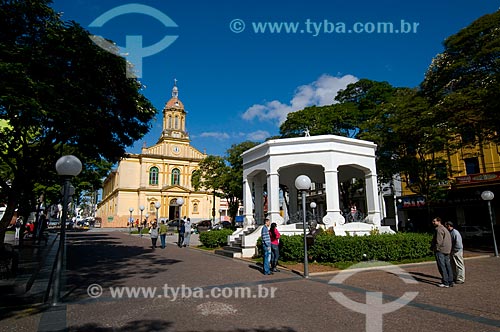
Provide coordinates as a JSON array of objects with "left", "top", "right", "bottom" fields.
[
  {"left": 431, "top": 217, "right": 454, "bottom": 287},
  {"left": 261, "top": 218, "right": 272, "bottom": 275},
  {"left": 159, "top": 220, "right": 168, "bottom": 249}
]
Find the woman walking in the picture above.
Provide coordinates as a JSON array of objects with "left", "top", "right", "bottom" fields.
[
  {"left": 149, "top": 221, "right": 159, "bottom": 249},
  {"left": 269, "top": 222, "right": 281, "bottom": 272}
]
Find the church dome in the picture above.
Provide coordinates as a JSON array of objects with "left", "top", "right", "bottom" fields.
[{"left": 165, "top": 97, "right": 184, "bottom": 109}]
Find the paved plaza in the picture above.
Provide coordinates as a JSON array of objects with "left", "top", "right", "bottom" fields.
[{"left": 1, "top": 229, "right": 500, "bottom": 332}]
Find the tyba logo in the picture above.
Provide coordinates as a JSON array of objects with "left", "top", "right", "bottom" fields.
[
  {"left": 89, "top": 3, "right": 178, "bottom": 78},
  {"left": 329, "top": 262, "right": 419, "bottom": 332}
]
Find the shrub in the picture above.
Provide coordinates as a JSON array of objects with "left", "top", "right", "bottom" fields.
[
  {"left": 254, "top": 232, "right": 433, "bottom": 264},
  {"left": 199, "top": 229, "right": 233, "bottom": 248},
  {"left": 309, "top": 232, "right": 433, "bottom": 263}
]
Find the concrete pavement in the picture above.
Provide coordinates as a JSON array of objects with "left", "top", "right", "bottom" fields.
[{"left": 1, "top": 229, "right": 500, "bottom": 332}]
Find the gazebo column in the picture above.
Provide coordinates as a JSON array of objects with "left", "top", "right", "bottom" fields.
[
  {"left": 323, "top": 168, "right": 344, "bottom": 228},
  {"left": 254, "top": 179, "right": 264, "bottom": 225},
  {"left": 243, "top": 178, "right": 255, "bottom": 227},
  {"left": 365, "top": 172, "right": 381, "bottom": 226},
  {"left": 289, "top": 185, "right": 298, "bottom": 220},
  {"left": 267, "top": 172, "right": 284, "bottom": 225}
]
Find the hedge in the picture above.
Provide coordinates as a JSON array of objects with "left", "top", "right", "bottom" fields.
[
  {"left": 255, "top": 232, "right": 433, "bottom": 263},
  {"left": 199, "top": 229, "right": 234, "bottom": 248}
]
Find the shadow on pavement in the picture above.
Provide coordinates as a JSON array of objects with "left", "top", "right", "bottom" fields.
[
  {"left": 408, "top": 271, "right": 441, "bottom": 285},
  {"left": 68, "top": 320, "right": 297, "bottom": 332},
  {"left": 65, "top": 233, "right": 183, "bottom": 301}
]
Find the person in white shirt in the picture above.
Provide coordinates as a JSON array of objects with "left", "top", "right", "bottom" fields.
[{"left": 183, "top": 217, "right": 192, "bottom": 247}]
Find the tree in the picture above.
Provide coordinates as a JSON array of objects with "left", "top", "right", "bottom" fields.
[
  {"left": 191, "top": 155, "right": 228, "bottom": 221},
  {"left": 335, "top": 79, "right": 396, "bottom": 138},
  {"left": 279, "top": 104, "right": 359, "bottom": 138},
  {"left": 0, "top": 0, "right": 157, "bottom": 243},
  {"left": 223, "top": 141, "right": 259, "bottom": 222},
  {"left": 360, "top": 88, "right": 453, "bottom": 206},
  {"left": 192, "top": 142, "right": 259, "bottom": 225},
  {"left": 421, "top": 10, "right": 500, "bottom": 144}
]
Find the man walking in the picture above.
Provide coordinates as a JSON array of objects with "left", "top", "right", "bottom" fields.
[
  {"left": 431, "top": 217, "right": 454, "bottom": 288},
  {"left": 261, "top": 218, "right": 272, "bottom": 275},
  {"left": 445, "top": 221, "right": 465, "bottom": 284},
  {"left": 159, "top": 220, "right": 168, "bottom": 249}
]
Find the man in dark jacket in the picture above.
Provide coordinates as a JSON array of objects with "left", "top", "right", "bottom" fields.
[{"left": 431, "top": 217, "right": 454, "bottom": 287}]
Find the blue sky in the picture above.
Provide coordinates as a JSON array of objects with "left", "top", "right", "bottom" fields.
[{"left": 51, "top": 0, "right": 500, "bottom": 157}]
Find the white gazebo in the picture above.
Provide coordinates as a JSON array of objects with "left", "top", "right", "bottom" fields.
[{"left": 224, "top": 135, "right": 394, "bottom": 258}]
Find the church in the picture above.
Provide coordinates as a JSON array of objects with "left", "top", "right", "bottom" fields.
[{"left": 96, "top": 81, "right": 220, "bottom": 227}]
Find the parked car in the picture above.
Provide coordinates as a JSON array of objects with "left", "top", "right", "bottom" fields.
[
  {"left": 195, "top": 219, "right": 212, "bottom": 232},
  {"left": 212, "top": 221, "right": 232, "bottom": 230},
  {"left": 167, "top": 220, "right": 180, "bottom": 229},
  {"left": 461, "top": 225, "right": 492, "bottom": 238}
]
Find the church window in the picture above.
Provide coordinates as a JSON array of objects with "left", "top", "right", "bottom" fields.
[
  {"left": 193, "top": 202, "right": 199, "bottom": 213},
  {"left": 168, "top": 116, "right": 172, "bottom": 129},
  {"left": 171, "top": 168, "right": 180, "bottom": 185},
  {"left": 149, "top": 166, "right": 159, "bottom": 185},
  {"left": 175, "top": 116, "right": 179, "bottom": 129}
]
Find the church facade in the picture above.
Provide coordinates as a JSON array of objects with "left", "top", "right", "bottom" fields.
[{"left": 97, "top": 82, "right": 220, "bottom": 227}]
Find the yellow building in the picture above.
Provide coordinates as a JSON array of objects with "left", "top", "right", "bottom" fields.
[
  {"left": 398, "top": 136, "right": 500, "bottom": 231},
  {"left": 97, "top": 82, "right": 220, "bottom": 227}
]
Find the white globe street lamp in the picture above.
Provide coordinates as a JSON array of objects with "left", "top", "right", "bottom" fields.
[
  {"left": 295, "top": 175, "right": 312, "bottom": 278},
  {"left": 481, "top": 191, "right": 499, "bottom": 257},
  {"left": 139, "top": 205, "right": 145, "bottom": 237},
  {"left": 177, "top": 198, "right": 184, "bottom": 246},
  {"left": 310, "top": 201, "right": 317, "bottom": 227},
  {"left": 154, "top": 202, "right": 161, "bottom": 221},
  {"left": 128, "top": 207, "right": 134, "bottom": 234},
  {"left": 53, "top": 155, "right": 82, "bottom": 306}
]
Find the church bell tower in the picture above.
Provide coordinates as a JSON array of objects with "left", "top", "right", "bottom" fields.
[{"left": 158, "top": 79, "right": 189, "bottom": 143}]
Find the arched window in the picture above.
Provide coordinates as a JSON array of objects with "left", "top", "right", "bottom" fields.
[
  {"left": 149, "top": 166, "right": 159, "bottom": 185},
  {"left": 168, "top": 115, "right": 172, "bottom": 129},
  {"left": 171, "top": 168, "right": 180, "bottom": 185},
  {"left": 175, "top": 116, "right": 179, "bottom": 129},
  {"left": 193, "top": 202, "right": 199, "bottom": 213}
]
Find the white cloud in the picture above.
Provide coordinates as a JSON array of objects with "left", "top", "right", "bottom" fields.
[
  {"left": 199, "top": 132, "right": 230, "bottom": 140},
  {"left": 242, "top": 74, "right": 359, "bottom": 124},
  {"left": 246, "top": 130, "right": 270, "bottom": 141}
]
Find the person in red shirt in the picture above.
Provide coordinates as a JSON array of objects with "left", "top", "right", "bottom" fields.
[{"left": 269, "top": 222, "right": 281, "bottom": 272}]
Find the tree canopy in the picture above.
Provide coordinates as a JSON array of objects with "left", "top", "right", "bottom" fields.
[
  {"left": 421, "top": 10, "right": 500, "bottom": 144},
  {"left": 0, "top": 0, "right": 157, "bottom": 243},
  {"left": 192, "top": 142, "right": 259, "bottom": 224}
]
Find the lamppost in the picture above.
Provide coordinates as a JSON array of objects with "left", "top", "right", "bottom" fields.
[
  {"left": 145, "top": 213, "right": 149, "bottom": 228},
  {"left": 219, "top": 209, "right": 223, "bottom": 224},
  {"left": 53, "top": 155, "right": 82, "bottom": 305},
  {"left": 177, "top": 198, "right": 184, "bottom": 246},
  {"left": 310, "top": 201, "right": 317, "bottom": 230},
  {"left": 155, "top": 202, "right": 161, "bottom": 222},
  {"left": 295, "top": 174, "right": 311, "bottom": 278},
  {"left": 139, "top": 205, "right": 145, "bottom": 237},
  {"left": 481, "top": 191, "right": 499, "bottom": 257},
  {"left": 128, "top": 207, "right": 134, "bottom": 234}
]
